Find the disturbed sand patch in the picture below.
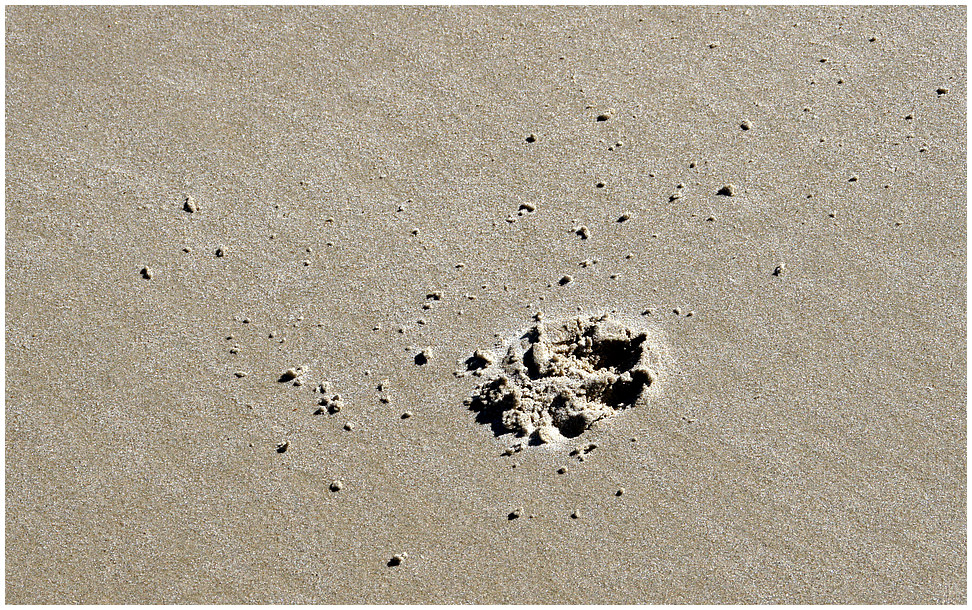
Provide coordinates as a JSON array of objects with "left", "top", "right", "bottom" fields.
[{"left": 467, "top": 314, "right": 662, "bottom": 444}]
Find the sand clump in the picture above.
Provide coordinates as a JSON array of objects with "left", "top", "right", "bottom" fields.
[
  {"left": 467, "top": 314, "right": 662, "bottom": 444},
  {"left": 315, "top": 393, "right": 343, "bottom": 415}
]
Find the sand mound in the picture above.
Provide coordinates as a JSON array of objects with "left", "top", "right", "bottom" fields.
[{"left": 467, "top": 314, "right": 659, "bottom": 444}]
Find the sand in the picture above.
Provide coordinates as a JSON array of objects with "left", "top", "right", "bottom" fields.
[{"left": 4, "top": 5, "right": 966, "bottom": 604}]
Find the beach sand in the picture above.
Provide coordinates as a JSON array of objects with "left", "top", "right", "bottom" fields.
[{"left": 5, "top": 6, "right": 966, "bottom": 603}]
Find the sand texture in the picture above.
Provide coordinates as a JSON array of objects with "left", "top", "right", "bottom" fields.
[{"left": 5, "top": 6, "right": 966, "bottom": 604}]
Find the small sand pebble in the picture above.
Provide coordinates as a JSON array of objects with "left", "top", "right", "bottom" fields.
[
  {"left": 570, "top": 509, "right": 581, "bottom": 519},
  {"left": 275, "top": 441, "right": 289, "bottom": 453},
  {"left": 387, "top": 552, "right": 408, "bottom": 567},
  {"left": 401, "top": 410, "right": 413, "bottom": 419},
  {"left": 215, "top": 245, "right": 226, "bottom": 257},
  {"left": 575, "top": 225, "right": 590, "bottom": 239},
  {"left": 707, "top": 41, "right": 720, "bottom": 48},
  {"left": 519, "top": 201, "right": 536, "bottom": 212},
  {"left": 937, "top": 87, "right": 949, "bottom": 95},
  {"left": 183, "top": 195, "right": 197, "bottom": 213},
  {"left": 414, "top": 348, "right": 431, "bottom": 365},
  {"left": 773, "top": 263, "right": 786, "bottom": 276},
  {"left": 502, "top": 443, "right": 523, "bottom": 457},
  {"left": 717, "top": 184, "right": 735, "bottom": 197},
  {"left": 740, "top": 120, "right": 751, "bottom": 131},
  {"left": 140, "top": 267, "right": 153, "bottom": 279},
  {"left": 343, "top": 422, "right": 354, "bottom": 431},
  {"left": 525, "top": 133, "right": 537, "bottom": 143},
  {"left": 508, "top": 508, "right": 522, "bottom": 520},
  {"left": 618, "top": 213, "right": 630, "bottom": 222},
  {"left": 557, "top": 466, "right": 568, "bottom": 475},
  {"left": 596, "top": 109, "right": 614, "bottom": 122},
  {"left": 426, "top": 290, "right": 443, "bottom": 300},
  {"left": 559, "top": 275, "right": 572, "bottom": 286},
  {"left": 279, "top": 368, "right": 300, "bottom": 382},
  {"left": 234, "top": 371, "right": 248, "bottom": 378},
  {"left": 580, "top": 259, "right": 595, "bottom": 267},
  {"left": 616, "top": 488, "right": 625, "bottom": 496},
  {"left": 329, "top": 480, "right": 344, "bottom": 492},
  {"left": 669, "top": 191, "right": 683, "bottom": 202}
]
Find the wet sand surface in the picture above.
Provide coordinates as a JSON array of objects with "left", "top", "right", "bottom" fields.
[{"left": 5, "top": 6, "right": 966, "bottom": 603}]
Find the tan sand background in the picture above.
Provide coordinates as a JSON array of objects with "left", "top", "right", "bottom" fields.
[{"left": 5, "top": 5, "right": 966, "bottom": 603}]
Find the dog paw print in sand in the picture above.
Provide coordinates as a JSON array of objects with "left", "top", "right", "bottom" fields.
[{"left": 466, "top": 313, "right": 663, "bottom": 444}]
